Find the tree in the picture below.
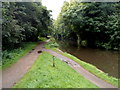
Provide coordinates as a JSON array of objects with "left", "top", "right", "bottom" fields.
[
  {"left": 54, "top": 1, "right": 119, "bottom": 50},
  {"left": 2, "top": 2, "right": 24, "bottom": 49},
  {"left": 2, "top": 2, "right": 52, "bottom": 50}
]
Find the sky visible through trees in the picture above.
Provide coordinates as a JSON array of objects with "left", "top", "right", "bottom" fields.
[
  {"left": 42, "top": 0, "right": 70, "bottom": 19},
  {"left": 2, "top": 1, "right": 120, "bottom": 50},
  {"left": 1, "top": 1, "right": 119, "bottom": 88}
]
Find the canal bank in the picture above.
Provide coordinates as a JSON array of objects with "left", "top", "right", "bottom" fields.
[
  {"left": 45, "top": 39, "right": 119, "bottom": 87},
  {"left": 58, "top": 41, "right": 119, "bottom": 78}
]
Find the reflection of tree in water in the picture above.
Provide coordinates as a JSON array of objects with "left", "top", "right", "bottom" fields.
[{"left": 59, "top": 41, "right": 119, "bottom": 78}]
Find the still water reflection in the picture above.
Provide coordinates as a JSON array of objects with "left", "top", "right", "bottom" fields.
[{"left": 59, "top": 42, "right": 119, "bottom": 78}]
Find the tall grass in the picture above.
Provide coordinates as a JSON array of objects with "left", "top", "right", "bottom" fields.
[{"left": 1, "top": 42, "right": 38, "bottom": 69}]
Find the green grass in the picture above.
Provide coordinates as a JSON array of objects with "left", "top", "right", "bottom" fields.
[
  {"left": 60, "top": 52, "right": 119, "bottom": 87},
  {"left": 1, "top": 42, "right": 38, "bottom": 70},
  {"left": 13, "top": 52, "right": 98, "bottom": 88},
  {"left": 38, "top": 37, "right": 48, "bottom": 41},
  {"left": 45, "top": 40, "right": 119, "bottom": 87}
]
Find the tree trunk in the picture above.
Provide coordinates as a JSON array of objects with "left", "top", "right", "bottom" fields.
[{"left": 77, "top": 34, "right": 81, "bottom": 49}]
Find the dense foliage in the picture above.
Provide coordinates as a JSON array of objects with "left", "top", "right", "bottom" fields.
[
  {"left": 54, "top": 1, "right": 120, "bottom": 50},
  {"left": 1, "top": 42, "right": 37, "bottom": 69},
  {"left": 2, "top": 2, "right": 52, "bottom": 50}
]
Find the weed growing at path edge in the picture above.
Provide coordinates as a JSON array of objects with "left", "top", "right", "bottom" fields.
[{"left": 1, "top": 42, "right": 38, "bottom": 69}]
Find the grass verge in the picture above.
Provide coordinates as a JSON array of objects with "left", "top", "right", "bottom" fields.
[
  {"left": 38, "top": 37, "right": 48, "bottom": 41},
  {"left": 45, "top": 40, "right": 119, "bottom": 87},
  {"left": 1, "top": 42, "right": 38, "bottom": 70},
  {"left": 13, "top": 52, "right": 98, "bottom": 88}
]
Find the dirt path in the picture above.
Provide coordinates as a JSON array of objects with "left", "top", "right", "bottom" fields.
[
  {"left": 2, "top": 42, "right": 46, "bottom": 88},
  {"left": 42, "top": 48, "right": 117, "bottom": 88},
  {"left": 2, "top": 41, "right": 117, "bottom": 88}
]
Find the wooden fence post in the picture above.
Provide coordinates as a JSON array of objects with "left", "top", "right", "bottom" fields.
[{"left": 53, "top": 56, "right": 55, "bottom": 67}]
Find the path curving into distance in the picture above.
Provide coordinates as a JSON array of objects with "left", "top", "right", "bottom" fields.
[
  {"left": 2, "top": 42, "right": 47, "bottom": 88},
  {"left": 2, "top": 41, "right": 117, "bottom": 88}
]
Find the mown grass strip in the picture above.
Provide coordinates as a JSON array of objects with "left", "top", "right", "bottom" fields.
[
  {"left": 13, "top": 52, "right": 98, "bottom": 88},
  {"left": 45, "top": 41, "right": 119, "bottom": 87},
  {"left": 60, "top": 51, "right": 119, "bottom": 87}
]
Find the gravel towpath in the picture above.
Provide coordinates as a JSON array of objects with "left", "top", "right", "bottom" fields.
[
  {"left": 2, "top": 41, "right": 117, "bottom": 88},
  {"left": 2, "top": 42, "right": 46, "bottom": 88},
  {"left": 42, "top": 48, "right": 117, "bottom": 88}
]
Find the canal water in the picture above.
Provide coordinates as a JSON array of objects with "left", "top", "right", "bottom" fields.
[{"left": 58, "top": 42, "right": 119, "bottom": 78}]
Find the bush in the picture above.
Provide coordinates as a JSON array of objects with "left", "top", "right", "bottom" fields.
[
  {"left": 45, "top": 38, "right": 59, "bottom": 48},
  {"left": 38, "top": 36, "right": 47, "bottom": 41},
  {"left": 81, "top": 40, "right": 88, "bottom": 47},
  {"left": 46, "top": 42, "right": 59, "bottom": 48},
  {"left": 1, "top": 42, "right": 37, "bottom": 69}
]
